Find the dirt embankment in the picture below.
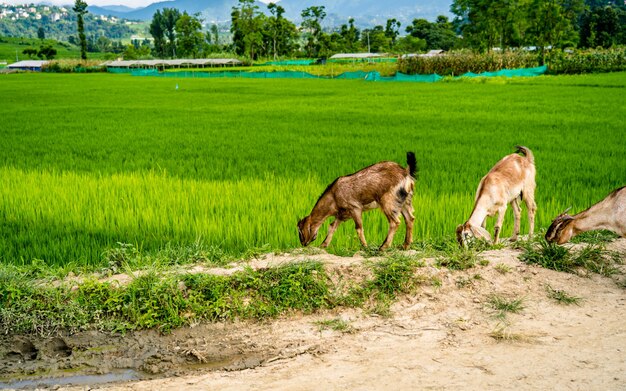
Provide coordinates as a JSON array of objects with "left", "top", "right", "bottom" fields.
[{"left": 2, "top": 240, "right": 625, "bottom": 391}]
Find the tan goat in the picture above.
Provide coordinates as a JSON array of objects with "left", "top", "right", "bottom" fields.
[
  {"left": 545, "top": 186, "right": 626, "bottom": 244},
  {"left": 456, "top": 146, "right": 537, "bottom": 246},
  {"left": 298, "top": 152, "right": 417, "bottom": 250}
]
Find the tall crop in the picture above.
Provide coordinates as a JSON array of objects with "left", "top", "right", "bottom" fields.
[{"left": 0, "top": 73, "right": 624, "bottom": 268}]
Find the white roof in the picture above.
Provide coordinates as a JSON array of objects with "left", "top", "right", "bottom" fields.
[
  {"left": 8, "top": 60, "right": 49, "bottom": 68},
  {"left": 102, "top": 58, "right": 243, "bottom": 68},
  {"left": 329, "top": 53, "right": 384, "bottom": 59}
]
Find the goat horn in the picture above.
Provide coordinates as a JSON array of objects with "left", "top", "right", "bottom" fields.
[{"left": 561, "top": 206, "right": 572, "bottom": 215}]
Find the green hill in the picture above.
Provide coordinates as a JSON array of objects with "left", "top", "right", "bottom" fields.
[{"left": 0, "top": 36, "right": 111, "bottom": 63}]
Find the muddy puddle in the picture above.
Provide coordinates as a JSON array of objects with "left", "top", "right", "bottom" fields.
[{"left": 0, "top": 322, "right": 280, "bottom": 389}]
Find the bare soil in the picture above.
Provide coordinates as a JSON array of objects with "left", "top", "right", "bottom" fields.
[{"left": 2, "top": 240, "right": 625, "bottom": 391}]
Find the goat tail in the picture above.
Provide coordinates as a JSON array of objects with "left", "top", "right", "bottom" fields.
[
  {"left": 515, "top": 145, "right": 534, "bottom": 164},
  {"left": 406, "top": 151, "right": 417, "bottom": 178}
]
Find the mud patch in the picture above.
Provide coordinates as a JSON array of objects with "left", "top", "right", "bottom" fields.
[{"left": 0, "top": 321, "right": 301, "bottom": 389}]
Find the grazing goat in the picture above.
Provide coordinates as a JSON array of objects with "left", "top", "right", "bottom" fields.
[
  {"left": 298, "top": 152, "right": 417, "bottom": 250},
  {"left": 545, "top": 186, "right": 626, "bottom": 244},
  {"left": 456, "top": 146, "right": 537, "bottom": 246}
]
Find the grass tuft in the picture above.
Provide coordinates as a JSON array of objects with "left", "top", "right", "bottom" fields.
[
  {"left": 314, "top": 318, "right": 355, "bottom": 333},
  {"left": 545, "top": 285, "right": 582, "bottom": 305},
  {"left": 487, "top": 294, "right": 525, "bottom": 319},
  {"left": 436, "top": 247, "right": 484, "bottom": 270},
  {"left": 519, "top": 239, "right": 622, "bottom": 277}
]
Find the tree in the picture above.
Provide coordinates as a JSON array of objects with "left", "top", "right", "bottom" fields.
[
  {"left": 96, "top": 36, "right": 112, "bottom": 53},
  {"left": 527, "top": 0, "right": 582, "bottom": 61},
  {"left": 37, "top": 27, "right": 45, "bottom": 40},
  {"left": 395, "top": 36, "right": 427, "bottom": 53},
  {"left": 37, "top": 45, "right": 57, "bottom": 60},
  {"left": 406, "top": 16, "right": 458, "bottom": 50},
  {"left": 22, "top": 47, "right": 38, "bottom": 58},
  {"left": 580, "top": 5, "right": 621, "bottom": 48},
  {"left": 210, "top": 24, "right": 219, "bottom": 46},
  {"left": 340, "top": 18, "right": 360, "bottom": 52},
  {"left": 73, "top": 0, "right": 88, "bottom": 60},
  {"left": 266, "top": 3, "right": 298, "bottom": 59},
  {"left": 162, "top": 8, "right": 181, "bottom": 57},
  {"left": 361, "top": 26, "right": 387, "bottom": 52},
  {"left": 385, "top": 19, "right": 401, "bottom": 49},
  {"left": 301, "top": 6, "right": 326, "bottom": 57},
  {"left": 231, "top": 0, "right": 263, "bottom": 59},
  {"left": 175, "top": 12, "right": 204, "bottom": 58},
  {"left": 150, "top": 10, "right": 167, "bottom": 57}
]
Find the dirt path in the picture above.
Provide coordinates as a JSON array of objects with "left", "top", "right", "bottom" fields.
[{"left": 3, "top": 241, "right": 626, "bottom": 391}]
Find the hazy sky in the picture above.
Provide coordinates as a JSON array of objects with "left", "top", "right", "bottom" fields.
[{"left": 3, "top": 0, "right": 274, "bottom": 7}]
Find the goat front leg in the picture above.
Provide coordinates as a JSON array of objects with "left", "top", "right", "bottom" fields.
[
  {"left": 493, "top": 205, "right": 507, "bottom": 244},
  {"left": 321, "top": 218, "right": 341, "bottom": 248},
  {"left": 351, "top": 211, "right": 368, "bottom": 247},
  {"left": 510, "top": 198, "right": 521, "bottom": 242}
]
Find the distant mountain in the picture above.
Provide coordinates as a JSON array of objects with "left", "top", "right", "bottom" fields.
[
  {"left": 99, "top": 5, "right": 138, "bottom": 13},
  {"left": 88, "top": 0, "right": 452, "bottom": 25},
  {"left": 89, "top": 0, "right": 261, "bottom": 23},
  {"left": 278, "top": 0, "right": 451, "bottom": 26}
]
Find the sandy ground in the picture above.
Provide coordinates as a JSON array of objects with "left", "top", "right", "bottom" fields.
[{"left": 3, "top": 240, "right": 625, "bottom": 391}]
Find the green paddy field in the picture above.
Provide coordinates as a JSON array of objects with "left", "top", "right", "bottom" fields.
[{"left": 1, "top": 72, "right": 624, "bottom": 268}]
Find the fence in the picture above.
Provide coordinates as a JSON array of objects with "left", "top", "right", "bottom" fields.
[{"left": 106, "top": 65, "right": 548, "bottom": 82}]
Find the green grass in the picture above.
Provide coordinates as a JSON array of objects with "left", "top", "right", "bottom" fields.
[
  {"left": 519, "top": 239, "right": 622, "bottom": 277},
  {"left": 0, "top": 256, "right": 427, "bottom": 335},
  {"left": 0, "top": 72, "right": 625, "bottom": 269}
]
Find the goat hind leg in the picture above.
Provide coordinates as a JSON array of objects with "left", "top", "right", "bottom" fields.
[
  {"left": 510, "top": 198, "right": 521, "bottom": 242},
  {"left": 526, "top": 197, "right": 537, "bottom": 238},
  {"left": 380, "top": 207, "right": 402, "bottom": 250},
  {"left": 401, "top": 199, "right": 414, "bottom": 250}
]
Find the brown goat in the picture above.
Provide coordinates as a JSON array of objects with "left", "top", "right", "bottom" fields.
[
  {"left": 546, "top": 186, "right": 626, "bottom": 244},
  {"left": 456, "top": 146, "right": 537, "bottom": 246},
  {"left": 298, "top": 152, "right": 417, "bottom": 250}
]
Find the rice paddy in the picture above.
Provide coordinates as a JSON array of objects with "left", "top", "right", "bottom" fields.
[{"left": 1, "top": 72, "right": 624, "bottom": 268}]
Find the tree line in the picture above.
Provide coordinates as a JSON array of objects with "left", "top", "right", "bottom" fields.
[
  {"left": 51, "top": 0, "right": 626, "bottom": 61},
  {"left": 144, "top": 0, "right": 625, "bottom": 60}
]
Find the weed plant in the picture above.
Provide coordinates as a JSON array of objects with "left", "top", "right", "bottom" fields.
[
  {"left": 545, "top": 285, "right": 581, "bottom": 305},
  {"left": 314, "top": 318, "right": 354, "bottom": 333},
  {"left": 488, "top": 294, "right": 525, "bottom": 319}
]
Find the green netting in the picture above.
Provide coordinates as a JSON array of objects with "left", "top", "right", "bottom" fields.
[
  {"left": 108, "top": 67, "right": 135, "bottom": 74},
  {"left": 110, "top": 65, "right": 546, "bottom": 82},
  {"left": 460, "top": 65, "right": 547, "bottom": 78},
  {"left": 256, "top": 59, "right": 316, "bottom": 66},
  {"left": 383, "top": 72, "right": 443, "bottom": 82},
  {"left": 328, "top": 58, "right": 397, "bottom": 64}
]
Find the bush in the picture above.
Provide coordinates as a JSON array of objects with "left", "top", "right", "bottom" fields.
[{"left": 42, "top": 59, "right": 107, "bottom": 73}]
